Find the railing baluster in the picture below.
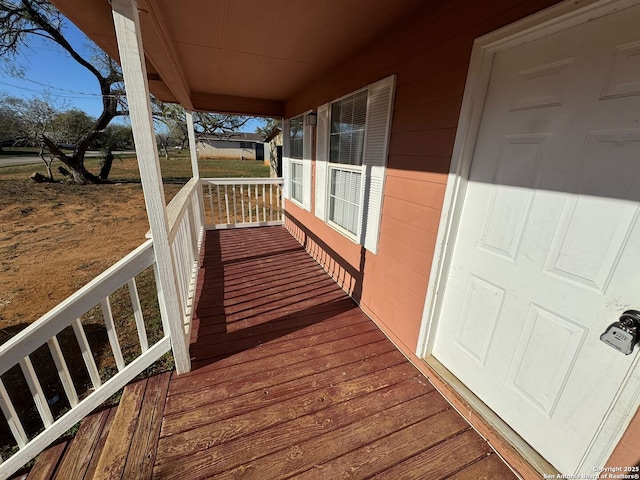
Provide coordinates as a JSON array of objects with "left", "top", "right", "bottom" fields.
[
  {"left": 255, "top": 184, "right": 259, "bottom": 221},
  {"left": 72, "top": 319, "right": 102, "bottom": 390},
  {"left": 0, "top": 378, "right": 28, "bottom": 448},
  {"left": 277, "top": 184, "right": 281, "bottom": 220},
  {"left": 262, "top": 184, "right": 266, "bottom": 222},
  {"left": 207, "top": 184, "right": 214, "bottom": 225},
  {"left": 216, "top": 184, "right": 222, "bottom": 225},
  {"left": 171, "top": 243, "right": 186, "bottom": 314},
  {"left": 127, "top": 278, "right": 148, "bottom": 352},
  {"left": 270, "top": 184, "right": 273, "bottom": 221},
  {"left": 47, "top": 336, "right": 79, "bottom": 407},
  {"left": 224, "top": 185, "right": 230, "bottom": 224},
  {"left": 19, "top": 357, "right": 54, "bottom": 428},
  {"left": 240, "top": 184, "right": 246, "bottom": 223},
  {"left": 232, "top": 185, "right": 237, "bottom": 224},
  {"left": 100, "top": 298, "right": 125, "bottom": 371},
  {"left": 248, "top": 184, "right": 253, "bottom": 223}
]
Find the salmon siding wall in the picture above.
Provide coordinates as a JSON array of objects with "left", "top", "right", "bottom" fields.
[
  {"left": 284, "top": 0, "right": 560, "bottom": 353},
  {"left": 282, "top": 0, "right": 640, "bottom": 471}
]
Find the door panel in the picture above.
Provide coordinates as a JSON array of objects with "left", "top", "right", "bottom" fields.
[{"left": 432, "top": 4, "right": 640, "bottom": 474}]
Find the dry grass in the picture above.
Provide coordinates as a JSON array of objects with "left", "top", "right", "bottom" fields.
[{"left": 0, "top": 154, "right": 270, "bottom": 459}]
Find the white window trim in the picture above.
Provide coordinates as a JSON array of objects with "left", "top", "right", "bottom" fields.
[
  {"left": 315, "top": 74, "right": 396, "bottom": 254},
  {"left": 326, "top": 164, "right": 363, "bottom": 241},
  {"left": 289, "top": 159, "right": 305, "bottom": 207},
  {"left": 283, "top": 112, "right": 313, "bottom": 212}
]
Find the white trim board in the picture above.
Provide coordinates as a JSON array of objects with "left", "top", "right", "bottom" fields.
[{"left": 416, "top": 0, "right": 640, "bottom": 474}]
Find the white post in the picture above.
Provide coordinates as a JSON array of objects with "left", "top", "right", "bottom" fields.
[
  {"left": 186, "top": 111, "right": 205, "bottom": 230},
  {"left": 186, "top": 111, "right": 199, "bottom": 179},
  {"left": 111, "top": 0, "right": 191, "bottom": 374}
]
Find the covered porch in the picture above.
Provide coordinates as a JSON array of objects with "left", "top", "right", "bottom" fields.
[{"left": 11, "top": 226, "right": 516, "bottom": 479}]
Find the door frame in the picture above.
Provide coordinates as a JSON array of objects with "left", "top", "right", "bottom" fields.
[{"left": 417, "top": 0, "right": 640, "bottom": 473}]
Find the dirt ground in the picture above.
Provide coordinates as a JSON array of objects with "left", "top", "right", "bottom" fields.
[{"left": 0, "top": 180, "right": 180, "bottom": 333}]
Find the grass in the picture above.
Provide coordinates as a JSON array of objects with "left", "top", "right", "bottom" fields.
[
  {"left": 0, "top": 151, "right": 270, "bottom": 182},
  {"left": 0, "top": 153, "right": 270, "bottom": 464}
]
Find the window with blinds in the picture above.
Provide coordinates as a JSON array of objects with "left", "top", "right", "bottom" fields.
[
  {"left": 315, "top": 74, "right": 395, "bottom": 252},
  {"left": 329, "top": 167, "right": 362, "bottom": 235},
  {"left": 329, "top": 90, "right": 367, "bottom": 166},
  {"left": 291, "top": 161, "right": 303, "bottom": 204},
  {"left": 327, "top": 90, "right": 368, "bottom": 235},
  {"left": 289, "top": 115, "right": 304, "bottom": 159}
]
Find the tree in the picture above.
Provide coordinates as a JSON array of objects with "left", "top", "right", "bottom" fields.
[
  {"left": 50, "top": 109, "right": 95, "bottom": 145},
  {"left": 0, "top": 0, "right": 127, "bottom": 184},
  {"left": 0, "top": 93, "right": 63, "bottom": 179},
  {"left": 255, "top": 117, "right": 282, "bottom": 136},
  {"left": 152, "top": 100, "right": 252, "bottom": 153},
  {"left": 92, "top": 123, "right": 133, "bottom": 179}
]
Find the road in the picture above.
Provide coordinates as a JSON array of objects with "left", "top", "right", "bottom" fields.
[{"left": 0, "top": 151, "right": 135, "bottom": 168}]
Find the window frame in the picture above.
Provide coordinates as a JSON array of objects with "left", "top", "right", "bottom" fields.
[
  {"left": 315, "top": 75, "right": 396, "bottom": 253},
  {"left": 290, "top": 159, "right": 304, "bottom": 206},
  {"left": 325, "top": 87, "right": 369, "bottom": 240},
  {"left": 288, "top": 115, "right": 304, "bottom": 160},
  {"left": 327, "top": 163, "right": 363, "bottom": 239},
  {"left": 283, "top": 112, "right": 313, "bottom": 211}
]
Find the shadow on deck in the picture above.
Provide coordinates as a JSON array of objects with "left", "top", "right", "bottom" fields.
[{"left": 15, "top": 226, "right": 518, "bottom": 479}]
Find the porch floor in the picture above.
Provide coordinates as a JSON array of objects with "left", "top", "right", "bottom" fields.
[
  {"left": 19, "top": 226, "right": 519, "bottom": 479},
  {"left": 158, "top": 226, "right": 518, "bottom": 479}
]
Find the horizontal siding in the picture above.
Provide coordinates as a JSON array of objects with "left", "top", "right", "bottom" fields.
[
  {"left": 284, "top": 0, "right": 563, "bottom": 355},
  {"left": 393, "top": 64, "right": 469, "bottom": 109},
  {"left": 382, "top": 194, "right": 443, "bottom": 231},
  {"left": 392, "top": 97, "right": 463, "bottom": 133},
  {"left": 384, "top": 175, "right": 447, "bottom": 211},
  {"left": 386, "top": 157, "right": 450, "bottom": 179}
]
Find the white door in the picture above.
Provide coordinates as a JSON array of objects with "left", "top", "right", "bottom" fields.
[{"left": 432, "top": 4, "right": 640, "bottom": 475}]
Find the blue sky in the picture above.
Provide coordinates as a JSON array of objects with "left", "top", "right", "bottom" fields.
[
  {"left": 0, "top": 20, "right": 264, "bottom": 132},
  {"left": 0, "top": 23, "right": 107, "bottom": 118}
]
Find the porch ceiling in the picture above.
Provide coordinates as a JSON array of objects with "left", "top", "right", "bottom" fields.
[{"left": 49, "top": 0, "right": 423, "bottom": 117}]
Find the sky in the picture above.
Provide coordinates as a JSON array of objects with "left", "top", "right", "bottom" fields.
[{"left": 0, "top": 20, "right": 264, "bottom": 132}]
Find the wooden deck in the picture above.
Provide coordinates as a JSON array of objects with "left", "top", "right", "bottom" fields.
[{"left": 14, "top": 226, "right": 518, "bottom": 479}]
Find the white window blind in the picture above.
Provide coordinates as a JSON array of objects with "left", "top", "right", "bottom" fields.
[
  {"left": 291, "top": 161, "right": 303, "bottom": 203},
  {"left": 329, "top": 167, "right": 362, "bottom": 235}
]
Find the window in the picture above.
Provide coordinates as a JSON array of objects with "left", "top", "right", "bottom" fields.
[
  {"left": 283, "top": 114, "right": 312, "bottom": 210},
  {"left": 330, "top": 90, "right": 367, "bottom": 166},
  {"left": 315, "top": 75, "right": 396, "bottom": 253},
  {"left": 329, "top": 167, "right": 361, "bottom": 235},
  {"left": 290, "top": 160, "right": 303, "bottom": 204},
  {"left": 289, "top": 115, "right": 304, "bottom": 159},
  {"left": 326, "top": 90, "right": 368, "bottom": 234}
]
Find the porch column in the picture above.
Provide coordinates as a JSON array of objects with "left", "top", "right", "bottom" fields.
[
  {"left": 186, "top": 111, "right": 199, "bottom": 179},
  {"left": 111, "top": 0, "right": 191, "bottom": 374},
  {"left": 186, "top": 110, "right": 206, "bottom": 230}
]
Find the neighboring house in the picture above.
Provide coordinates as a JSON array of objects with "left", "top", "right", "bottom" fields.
[
  {"left": 197, "top": 132, "right": 266, "bottom": 161},
  {"left": 10, "top": 0, "right": 640, "bottom": 477}
]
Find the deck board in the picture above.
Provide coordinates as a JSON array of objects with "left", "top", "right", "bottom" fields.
[
  {"left": 52, "top": 407, "right": 113, "bottom": 480},
  {"left": 21, "top": 226, "right": 518, "bottom": 479},
  {"left": 152, "top": 226, "right": 517, "bottom": 479}
]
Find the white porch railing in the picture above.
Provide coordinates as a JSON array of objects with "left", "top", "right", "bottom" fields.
[
  {"left": 165, "top": 177, "right": 205, "bottom": 345},
  {"left": 0, "top": 176, "right": 283, "bottom": 478},
  {"left": 0, "top": 240, "right": 170, "bottom": 479},
  {"left": 201, "top": 177, "right": 284, "bottom": 229}
]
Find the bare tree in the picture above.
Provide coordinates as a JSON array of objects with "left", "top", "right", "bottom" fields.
[
  {"left": 152, "top": 100, "right": 251, "bottom": 152},
  {"left": 0, "top": 0, "right": 127, "bottom": 184}
]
